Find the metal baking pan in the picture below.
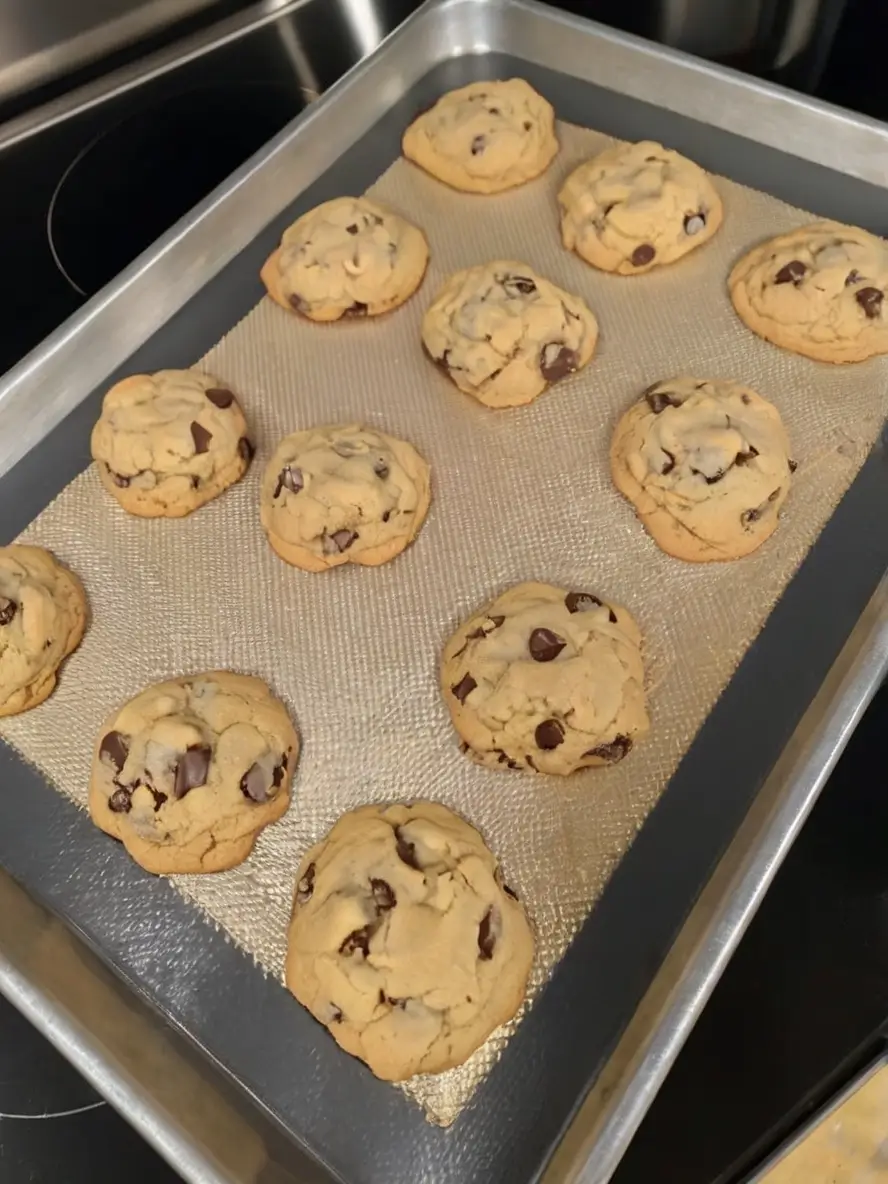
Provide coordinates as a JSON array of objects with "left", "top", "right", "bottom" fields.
[{"left": 2, "top": 2, "right": 888, "bottom": 1181}]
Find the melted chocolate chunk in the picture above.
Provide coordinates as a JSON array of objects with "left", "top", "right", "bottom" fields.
[
  {"left": 502, "top": 275, "right": 537, "bottom": 298},
  {"left": 683, "top": 212, "right": 706, "bottom": 236},
  {"left": 190, "top": 422, "right": 213, "bottom": 454},
  {"left": 108, "top": 786, "right": 132, "bottom": 813},
  {"left": 238, "top": 437, "right": 255, "bottom": 464},
  {"left": 370, "top": 878, "right": 397, "bottom": 911},
  {"left": 99, "top": 731, "right": 129, "bottom": 773},
  {"left": 240, "top": 762, "right": 271, "bottom": 803},
  {"left": 205, "top": 388, "right": 235, "bottom": 409},
  {"left": 471, "top": 134, "right": 486, "bottom": 155},
  {"left": 173, "top": 743, "right": 212, "bottom": 800},
  {"left": 565, "top": 591, "right": 617, "bottom": 623},
  {"left": 274, "top": 465, "right": 303, "bottom": 498},
  {"left": 339, "top": 923, "right": 375, "bottom": 957},
  {"left": 540, "top": 343, "right": 579, "bottom": 383},
  {"left": 478, "top": 908, "right": 496, "bottom": 960},
  {"left": 108, "top": 468, "right": 131, "bottom": 488},
  {"left": 661, "top": 449, "right": 676, "bottom": 475},
  {"left": 856, "top": 286, "right": 883, "bottom": 318},
  {"left": 535, "top": 719, "right": 565, "bottom": 750},
  {"left": 735, "top": 446, "right": 759, "bottom": 466},
  {"left": 631, "top": 243, "right": 655, "bottom": 267},
  {"left": 528, "top": 627, "right": 566, "bottom": 662},
  {"left": 327, "top": 529, "right": 357, "bottom": 552},
  {"left": 395, "top": 827, "right": 420, "bottom": 869},
  {"left": 774, "top": 260, "right": 806, "bottom": 285},
  {"left": 585, "top": 735, "right": 633, "bottom": 762},
  {"left": 645, "top": 387, "right": 683, "bottom": 414},
  {"left": 296, "top": 862, "right": 315, "bottom": 905},
  {"left": 451, "top": 674, "right": 477, "bottom": 704},
  {"left": 0, "top": 597, "right": 17, "bottom": 626},
  {"left": 346, "top": 223, "right": 359, "bottom": 235},
  {"left": 373, "top": 459, "right": 390, "bottom": 480},
  {"left": 148, "top": 786, "right": 168, "bottom": 812}
]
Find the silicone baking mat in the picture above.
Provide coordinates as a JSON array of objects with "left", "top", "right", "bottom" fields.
[{"left": 3, "top": 119, "right": 887, "bottom": 1126}]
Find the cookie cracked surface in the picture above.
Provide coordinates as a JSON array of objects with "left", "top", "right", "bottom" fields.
[
  {"left": 90, "top": 369, "right": 253, "bottom": 518},
  {"left": 260, "top": 197, "right": 429, "bottom": 322},
  {"left": 89, "top": 672, "right": 298, "bottom": 875},
  {"left": 0, "top": 545, "right": 87, "bottom": 717},
  {"left": 728, "top": 220, "right": 888, "bottom": 363},
  {"left": 441, "top": 581, "right": 648, "bottom": 775},
  {"left": 260, "top": 424, "right": 431, "bottom": 571},
  {"left": 402, "top": 79, "right": 558, "bottom": 194},
  {"left": 611, "top": 377, "right": 794, "bottom": 562},
  {"left": 285, "top": 801, "right": 534, "bottom": 1080},
  {"left": 558, "top": 140, "right": 723, "bottom": 275},
  {"left": 421, "top": 261, "right": 598, "bottom": 408}
]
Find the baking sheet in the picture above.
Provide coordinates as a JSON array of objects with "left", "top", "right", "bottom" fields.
[{"left": 2, "top": 114, "right": 886, "bottom": 1128}]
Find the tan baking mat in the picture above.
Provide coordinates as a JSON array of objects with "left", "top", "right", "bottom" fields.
[{"left": 2, "top": 120, "right": 887, "bottom": 1127}]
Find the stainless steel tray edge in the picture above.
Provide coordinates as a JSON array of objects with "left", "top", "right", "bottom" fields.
[{"left": 2, "top": 2, "right": 888, "bottom": 1181}]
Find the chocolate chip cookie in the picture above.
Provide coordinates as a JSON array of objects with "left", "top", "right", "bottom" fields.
[
  {"left": 260, "top": 424, "right": 431, "bottom": 572},
  {"left": 728, "top": 221, "right": 888, "bottom": 363},
  {"left": 441, "top": 581, "right": 648, "bottom": 775},
  {"left": 91, "top": 369, "right": 253, "bottom": 518},
  {"left": 558, "top": 140, "right": 723, "bottom": 275},
  {"left": 260, "top": 197, "right": 429, "bottom": 322},
  {"left": 285, "top": 801, "right": 534, "bottom": 1080},
  {"left": 402, "top": 78, "right": 558, "bottom": 194},
  {"left": 421, "top": 262, "right": 598, "bottom": 408},
  {"left": 0, "top": 545, "right": 87, "bottom": 717},
  {"left": 611, "top": 377, "right": 794, "bottom": 562},
  {"left": 89, "top": 672, "right": 298, "bottom": 875}
]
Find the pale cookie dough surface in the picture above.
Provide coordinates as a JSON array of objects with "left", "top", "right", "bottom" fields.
[
  {"left": 90, "top": 369, "right": 253, "bottom": 518},
  {"left": 441, "top": 581, "right": 649, "bottom": 775},
  {"left": 260, "top": 424, "right": 431, "bottom": 571},
  {"left": 402, "top": 78, "right": 558, "bottom": 194},
  {"left": 260, "top": 196, "right": 429, "bottom": 322},
  {"left": 285, "top": 801, "right": 534, "bottom": 1081},
  {"left": 88, "top": 672, "right": 298, "bottom": 875},
  {"left": 421, "top": 261, "right": 598, "bottom": 408},
  {"left": 0, "top": 545, "right": 87, "bottom": 718},
  {"left": 611, "top": 377, "right": 794, "bottom": 563},
  {"left": 558, "top": 140, "right": 723, "bottom": 275},
  {"left": 728, "top": 220, "right": 888, "bottom": 363}
]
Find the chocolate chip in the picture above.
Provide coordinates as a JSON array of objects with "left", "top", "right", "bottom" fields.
[
  {"left": 463, "top": 616, "right": 505, "bottom": 646},
  {"left": 191, "top": 422, "right": 213, "bottom": 454},
  {"left": 774, "top": 260, "right": 806, "bottom": 285},
  {"left": 788, "top": 458, "right": 798, "bottom": 473},
  {"left": 240, "top": 762, "right": 270, "bottom": 803},
  {"left": 99, "top": 731, "right": 129, "bottom": 773},
  {"left": 768, "top": 486, "right": 782, "bottom": 502},
  {"left": 735, "top": 446, "right": 759, "bottom": 466},
  {"left": 631, "top": 243, "right": 655, "bottom": 267},
  {"left": 523, "top": 120, "right": 532, "bottom": 130},
  {"left": 495, "top": 748, "right": 520, "bottom": 770},
  {"left": 148, "top": 786, "right": 168, "bottom": 813},
  {"left": 274, "top": 465, "right": 303, "bottom": 498},
  {"left": 345, "top": 302, "right": 368, "bottom": 317},
  {"left": 108, "top": 468, "right": 131, "bottom": 488},
  {"left": 856, "top": 286, "right": 883, "bottom": 319},
  {"left": 190, "top": 475, "right": 200, "bottom": 490},
  {"left": 326, "top": 529, "right": 357, "bottom": 553},
  {"left": 272, "top": 758, "right": 286, "bottom": 788},
  {"left": 378, "top": 989, "right": 386, "bottom": 1005},
  {"left": 565, "top": 591, "right": 617, "bottom": 623},
  {"left": 683, "top": 212, "right": 706, "bottom": 235},
  {"left": 478, "top": 908, "right": 496, "bottom": 960},
  {"left": 693, "top": 466, "right": 726, "bottom": 485},
  {"left": 238, "top": 437, "right": 255, "bottom": 464},
  {"left": 645, "top": 387, "right": 683, "bottom": 414},
  {"left": 296, "top": 862, "right": 315, "bottom": 904},
  {"left": 845, "top": 269, "right": 861, "bottom": 287},
  {"left": 503, "top": 883, "right": 519, "bottom": 900},
  {"left": 540, "top": 343, "right": 579, "bottom": 383},
  {"left": 471, "top": 134, "right": 486, "bottom": 155},
  {"left": 346, "top": 223, "right": 359, "bottom": 235},
  {"left": 451, "top": 674, "right": 476, "bottom": 704},
  {"left": 488, "top": 106, "right": 500, "bottom": 115},
  {"left": 528, "top": 627, "right": 566, "bottom": 662},
  {"left": 381, "top": 510, "right": 391, "bottom": 522},
  {"left": 173, "top": 744, "right": 211, "bottom": 800},
  {"left": 330, "top": 1005, "right": 344, "bottom": 1023},
  {"left": 339, "top": 923, "right": 375, "bottom": 957},
  {"left": 502, "top": 275, "right": 537, "bottom": 298},
  {"left": 370, "top": 878, "right": 396, "bottom": 911},
  {"left": 525, "top": 755, "right": 537, "bottom": 771},
  {"left": 373, "top": 459, "right": 390, "bottom": 480},
  {"left": 535, "top": 719, "right": 565, "bottom": 750},
  {"left": 288, "top": 293, "right": 307, "bottom": 313},
  {"left": 0, "top": 597, "right": 17, "bottom": 626},
  {"left": 585, "top": 735, "right": 632, "bottom": 762},
  {"left": 108, "top": 787, "right": 132, "bottom": 813},
  {"left": 395, "top": 827, "right": 420, "bottom": 869},
  {"left": 740, "top": 501, "right": 772, "bottom": 527},
  {"left": 740, "top": 393, "right": 751, "bottom": 405},
  {"left": 205, "top": 388, "right": 235, "bottom": 409},
  {"left": 661, "top": 449, "right": 676, "bottom": 475}
]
